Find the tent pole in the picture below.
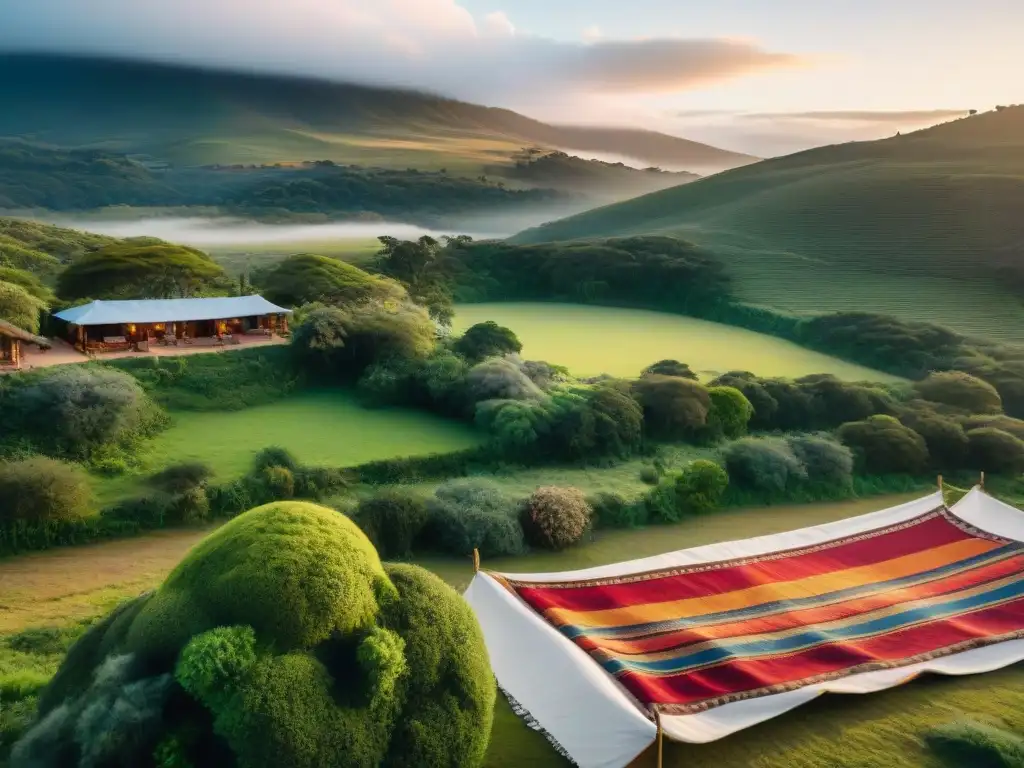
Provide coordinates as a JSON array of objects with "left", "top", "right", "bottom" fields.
[
  {"left": 473, "top": 548, "right": 480, "bottom": 573},
  {"left": 937, "top": 475, "right": 943, "bottom": 493},
  {"left": 655, "top": 707, "right": 663, "bottom": 768},
  {"left": 980, "top": 471, "right": 986, "bottom": 489}
]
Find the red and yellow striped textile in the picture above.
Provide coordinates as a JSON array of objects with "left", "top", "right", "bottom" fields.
[{"left": 502, "top": 507, "right": 1024, "bottom": 714}]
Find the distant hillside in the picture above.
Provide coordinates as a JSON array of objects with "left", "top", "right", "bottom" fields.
[
  {"left": 0, "top": 54, "right": 756, "bottom": 174},
  {"left": 490, "top": 150, "right": 699, "bottom": 199},
  {"left": 512, "top": 107, "right": 1024, "bottom": 341}
]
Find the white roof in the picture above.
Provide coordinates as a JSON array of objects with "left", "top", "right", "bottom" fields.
[
  {"left": 465, "top": 488, "right": 1024, "bottom": 768},
  {"left": 54, "top": 296, "right": 291, "bottom": 326}
]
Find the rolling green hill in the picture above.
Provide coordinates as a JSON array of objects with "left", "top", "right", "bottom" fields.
[
  {"left": 0, "top": 54, "right": 756, "bottom": 174},
  {"left": 512, "top": 107, "right": 1024, "bottom": 341}
]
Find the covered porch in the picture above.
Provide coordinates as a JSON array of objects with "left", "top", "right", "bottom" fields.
[{"left": 0, "top": 320, "right": 51, "bottom": 371}]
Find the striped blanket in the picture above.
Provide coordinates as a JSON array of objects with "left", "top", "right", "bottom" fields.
[{"left": 503, "top": 505, "right": 1024, "bottom": 714}]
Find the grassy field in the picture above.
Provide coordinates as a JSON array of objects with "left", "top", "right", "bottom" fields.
[
  {"left": 7, "top": 491, "right": 1024, "bottom": 767},
  {"left": 453, "top": 303, "right": 902, "bottom": 381},
  {"left": 94, "top": 389, "right": 484, "bottom": 503},
  {"left": 512, "top": 108, "right": 1024, "bottom": 341}
]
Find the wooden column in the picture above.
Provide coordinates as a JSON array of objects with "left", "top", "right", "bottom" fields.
[
  {"left": 654, "top": 707, "right": 663, "bottom": 768},
  {"left": 12, "top": 338, "right": 20, "bottom": 368},
  {"left": 473, "top": 548, "right": 480, "bottom": 573}
]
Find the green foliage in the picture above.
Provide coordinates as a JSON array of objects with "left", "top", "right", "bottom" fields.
[
  {"left": 784, "top": 433, "right": 855, "bottom": 486},
  {"left": 0, "top": 457, "right": 92, "bottom": 525},
  {"left": 454, "top": 320, "right": 523, "bottom": 361},
  {"left": 0, "top": 280, "right": 45, "bottom": 332},
  {"left": 375, "top": 236, "right": 455, "bottom": 325},
  {"left": 916, "top": 371, "right": 1004, "bottom": 413},
  {"left": 589, "top": 491, "right": 649, "bottom": 529},
  {"left": 252, "top": 446, "right": 300, "bottom": 474},
  {"left": 426, "top": 479, "right": 526, "bottom": 557},
  {"left": 258, "top": 253, "right": 405, "bottom": 309},
  {"left": 633, "top": 374, "right": 711, "bottom": 441},
  {"left": 291, "top": 303, "right": 435, "bottom": 380},
  {"left": 0, "top": 266, "right": 52, "bottom": 301},
  {"left": 707, "top": 386, "right": 754, "bottom": 439},
  {"left": 710, "top": 371, "right": 780, "bottom": 430},
  {"left": 838, "top": 415, "right": 930, "bottom": 474},
  {"left": 1, "top": 365, "right": 164, "bottom": 460},
  {"left": 723, "top": 437, "right": 808, "bottom": 494},
  {"left": 176, "top": 625, "right": 258, "bottom": 711},
  {"left": 900, "top": 412, "right": 971, "bottom": 469},
  {"left": 966, "top": 428, "right": 1024, "bottom": 474},
  {"left": 645, "top": 460, "right": 729, "bottom": 523},
  {"left": 641, "top": 359, "right": 698, "bottom": 379},
  {"left": 466, "top": 356, "right": 545, "bottom": 402},
  {"left": 520, "top": 486, "right": 592, "bottom": 550},
  {"left": 357, "top": 627, "right": 408, "bottom": 710},
  {"left": 261, "top": 466, "right": 295, "bottom": 500},
  {"left": 56, "top": 242, "right": 228, "bottom": 300},
  {"left": 925, "top": 719, "right": 1024, "bottom": 768},
  {"left": 356, "top": 490, "right": 431, "bottom": 559},
  {"left": 962, "top": 414, "right": 1024, "bottom": 441},
  {"left": 146, "top": 462, "right": 213, "bottom": 495}
]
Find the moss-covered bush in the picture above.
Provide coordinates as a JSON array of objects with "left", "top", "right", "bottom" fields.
[
  {"left": 426, "top": 479, "right": 526, "bottom": 557},
  {"left": 356, "top": 490, "right": 431, "bottom": 559},
  {"left": 16, "top": 501, "right": 496, "bottom": 768},
  {"left": 966, "top": 428, "right": 1024, "bottom": 474},
  {"left": 900, "top": 413, "right": 971, "bottom": 470},
  {"left": 723, "top": 437, "right": 808, "bottom": 494},
  {"left": 915, "top": 371, "right": 1003, "bottom": 414},
  {"left": 520, "top": 486, "right": 592, "bottom": 550},
  {"left": 0, "top": 457, "right": 92, "bottom": 525},
  {"left": 707, "top": 386, "right": 754, "bottom": 439},
  {"left": 838, "top": 415, "right": 930, "bottom": 474},
  {"left": 633, "top": 374, "right": 711, "bottom": 441}
]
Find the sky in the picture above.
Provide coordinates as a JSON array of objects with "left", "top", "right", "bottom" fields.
[{"left": 1, "top": 0, "right": 1021, "bottom": 156}]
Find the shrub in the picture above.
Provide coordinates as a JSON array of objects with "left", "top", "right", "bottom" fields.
[
  {"left": 966, "top": 428, "right": 1024, "bottom": 474},
  {"left": 915, "top": 371, "right": 1003, "bottom": 414},
  {"left": 251, "top": 445, "right": 300, "bottom": 474},
  {"left": 259, "top": 253, "right": 406, "bottom": 308},
  {"left": 0, "top": 280, "right": 45, "bottom": 333},
  {"left": 454, "top": 321, "right": 522, "bottom": 361},
  {"left": 0, "top": 457, "right": 92, "bottom": 524},
  {"left": 901, "top": 414, "right": 970, "bottom": 469},
  {"left": 723, "top": 437, "right": 808, "bottom": 493},
  {"left": 961, "top": 414, "right": 1024, "bottom": 442},
  {"left": 711, "top": 372, "right": 780, "bottom": 431},
  {"left": 589, "top": 492, "right": 649, "bottom": 529},
  {"left": 426, "top": 480, "right": 526, "bottom": 557},
  {"left": 3, "top": 365, "right": 163, "bottom": 460},
  {"left": 520, "top": 486, "right": 592, "bottom": 551},
  {"left": 21, "top": 502, "right": 496, "bottom": 768},
  {"left": 639, "top": 466, "right": 660, "bottom": 485},
  {"left": 797, "top": 374, "right": 893, "bottom": 427},
  {"left": 784, "top": 434, "right": 855, "bottom": 486},
  {"left": 707, "top": 386, "right": 754, "bottom": 439},
  {"left": 837, "top": 415, "right": 930, "bottom": 474},
  {"left": 261, "top": 466, "right": 295, "bottom": 500},
  {"left": 146, "top": 461, "right": 213, "bottom": 494},
  {"left": 583, "top": 385, "right": 644, "bottom": 458},
  {"left": 293, "top": 466, "right": 348, "bottom": 500},
  {"left": 102, "top": 494, "right": 174, "bottom": 528},
  {"left": 465, "top": 357, "right": 544, "bottom": 403},
  {"left": 166, "top": 486, "right": 211, "bottom": 525},
  {"left": 642, "top": 360, "right": 698, "bottom": 380},
  {"left": 357, "top": 490, "right": 431, "bottom": 559},
  {"left": 645, "top": 460, "right": 729, "bottom": 523},
  {"left": 633, "top": 375, "right": 711, "bottom": 441}
]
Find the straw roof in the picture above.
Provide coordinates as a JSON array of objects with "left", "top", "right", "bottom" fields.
[{"left": 0, "top": 319, "right": 51, "bottom": 348}]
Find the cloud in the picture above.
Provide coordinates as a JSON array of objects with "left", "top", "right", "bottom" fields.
[
  {"left": 742, "top": 109, "right": 970, "bottom": 123},
  {"left": 0, "top": 0, "right": 806, "bottom": 106}
]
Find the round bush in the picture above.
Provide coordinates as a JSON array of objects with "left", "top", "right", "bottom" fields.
[
  {"left": 20, "top": 501, "right": 496, "bottom": 768},
  {"left": 454, "top": 321, "right": 522, "bottom": 362},
  {"left": 915, "top": 371, "right": 1003, "bottom": 414},
  {"left": 784, "top": 433, "right": 855, "bottom": 485},
  {"left": 646, "top": 460, "right": 729, "bottom": 523},
  {"left": 901, "top": 414, "right": 970, "bottom": 469},
  {"left": 707, "top": 386, "right": 754, "bottom": 439},
  {"left": 146, "top": 462, "right": 213, "bottom": 494},
  {"left": 252, "top": 446, "right": 300, "bottom": 473},
  {"left": 0, "top": 456, "right": 92, "bottom": 524},
  {"left": 520, "top": 486, "right": 592, "bottom": 551},
  {"left": 723, "top": 437, "right": 808, "bottom": 493},
  {"left": 426, "top": 480, "right": 526, "bottom": 557},
  {"left": 710, "top": 372, "right": 779, "bottom": 430},
  {"left": 357, "top": 490, "right": 431, "bottom": 559},
  {"left": 837, "top": 415, "right": 930, "bottom": 474},
  {"left": 5, "top": 366, "right": 162, "bottom": 460},
  {"left": 465, "top": 357, "right": 544, "bottom": 403},
  {"left": 261, "top": 466, "right": 295, "bottom": 500},
  {"left": 966, "top": 428, "right": 1024, "bottom": 474},
  {"left": 632, "top": 375, "right": 711, "bottom": 441},
  {"left": 641, "top": 360, "right": 697, "bottom": 380},
  {"left": 589, "top": 492, "right": 649, "bottom": 529}
]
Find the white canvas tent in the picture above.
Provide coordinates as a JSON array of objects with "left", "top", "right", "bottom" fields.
[{"left": 465, "top": 488, "right": 1024, "bottom": 768}]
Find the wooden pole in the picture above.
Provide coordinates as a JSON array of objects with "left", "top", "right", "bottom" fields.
[
  {"left": 937, "top": 475, "right": 944, "bottom": 493},
  {"left": 655, "top": 707, "right": 663, "bottom": 768},
  {"left": 473, "top": 548, "right": 480, "bottom": 573},
  {"left": 980, "top": 471, "right": 986, "bottom": 489}
]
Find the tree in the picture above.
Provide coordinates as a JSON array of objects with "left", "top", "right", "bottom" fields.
[
  {"left": 56, "top": 243, "right": 228, "bottom": 300},
  {"left": 520, "top": 486, "right": 592, "bottom": 551},
  {"left": 632, "top": 375, "right": 711, "bottom": 441},
  {"left": 376, "top": 236, "right": 456, "bottom": 326},
  {"left": 707, "top": 386, "right": 754, "bottom": 439},
  {"left": 837, "top": 415, "right": 929, "bottom": 474},
  {"left": 454, "top": 321, "right": 522, "bottom": 361},
  {"left": 915, "top": 371, "right": 1003, "bottom": 414},
  {"left": 966, "top": 428, "right": 1024, "bottom": 474},
  {"left": 642, "top": 360, "right": 698, "bottom": 380},
  {"left": 723, "top": 438, "right": 807, "bottom": 494},
  {"left": 260, "top": 254, "right": 405, "bottom": 309},
  {"left": 0, "top": 279, "right": 45, "bottom": 332}
]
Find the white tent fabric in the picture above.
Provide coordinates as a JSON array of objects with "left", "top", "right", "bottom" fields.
[
  {"left": 54, "top": 295, "right": 291, "bottom": 326},
  {"left": 464, "top": 488, "right": 1024, "bottom": 768}
]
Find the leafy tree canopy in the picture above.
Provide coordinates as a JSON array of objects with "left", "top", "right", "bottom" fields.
[
  {"left": 0, "top": 279, "right": 46, "bottom": 332},
  {"left": 454, "top": 321, "right": 523, "bottom": 362},
  {"left": 259, "top": 253, "right": 405, "bottom": 309},
  {"left": 56, "top": 243, "right": 228, "bottom": 301}
]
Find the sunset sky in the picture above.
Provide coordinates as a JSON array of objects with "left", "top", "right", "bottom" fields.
[{"left": 1, "top": 0, "right": 1020, "bottom": 155}]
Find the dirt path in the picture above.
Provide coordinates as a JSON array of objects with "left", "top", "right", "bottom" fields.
[{"left": 0, "top": 526, "right": 216, "bottom": 632}]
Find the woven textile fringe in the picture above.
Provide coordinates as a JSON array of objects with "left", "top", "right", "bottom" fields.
[{"left": 499, "top": 684, "right": 579, "bottom": 766}]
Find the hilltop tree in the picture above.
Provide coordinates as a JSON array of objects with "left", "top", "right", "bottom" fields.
[
  {"left": 57, "top": 243, "right": 227, "bottom": 301},
  {"left": 454, "top": 321, "right": 522, "bottom": 361},
  {"left": 375, "top": 236, "right": 459, "bottom": 326},
  {"left": 260, "top": 254, "right": 405, "bottom": 309}
]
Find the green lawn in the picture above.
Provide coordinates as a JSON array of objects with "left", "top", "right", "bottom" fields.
[
  {"left": 95, "top": 389, "right": 483, "bottom": 503},
  {"left": 453, "top": 303, "right": 902, "bottom": 382}
]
